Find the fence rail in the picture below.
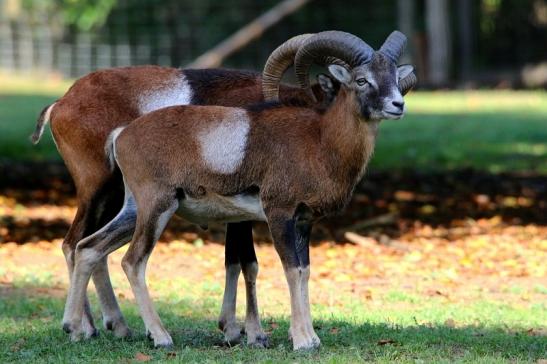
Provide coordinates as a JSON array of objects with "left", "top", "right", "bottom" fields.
[{"left": 0, "top": 20, "right": 160, "bottom": 77}]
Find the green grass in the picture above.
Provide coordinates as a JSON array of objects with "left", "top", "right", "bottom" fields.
[
  {"left": 1, "top": 282, "right": 545, "bottom": 363},
  {"left": 0, "top": 74, "right": 546, "bottom": 172},
  {"left": 0, "top": 74, "right": 68, "bottom": 161},
  {"left": 372, "top": 91, "right": 547, "bottom": 173}
]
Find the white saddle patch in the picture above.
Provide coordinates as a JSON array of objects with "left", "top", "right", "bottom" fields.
[
  {"left": 198, "top": 110, "right": 250, "bottom": 174},
  {"left": 138, "top": 75, "right": 192, "bottom": 114},
  {"left": 176, "top": 192, "right": 266, "bottom": 226}
]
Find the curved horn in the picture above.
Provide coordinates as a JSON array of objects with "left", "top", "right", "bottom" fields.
[
  {"left": 294, "top": 31, "right": 374, "bottom": 101},
  {"left": 399, "top": 71, "right": 417, "bottom": 95},
  {"left": 262, "top": 34, "right": 314, "bottom": 101},
  {"left": 379, "top": 30, "right": 407, "bottom": 64}
]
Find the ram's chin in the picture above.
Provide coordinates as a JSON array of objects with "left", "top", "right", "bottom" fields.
[
  {"left": 381, "top": 110, "right": 404, "bottom": 120},
  {"left": 367, "top": 110, "right": 402, "bottom": 121}
]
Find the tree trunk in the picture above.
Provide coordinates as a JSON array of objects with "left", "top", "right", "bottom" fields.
[
  {"left": 397, "top": 0, "right": 415, "bottom": 64},
  {"left": 187, "top": 0, "right": 313, "bottom": 69},
  {"left": 426, "top": 0, "right": 451, "bottom": 86},
  {"left": 457, "top": 0, "right": 473, "bottom": 82}
]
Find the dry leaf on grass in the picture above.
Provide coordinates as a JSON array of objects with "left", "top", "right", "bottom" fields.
[
  {"left": 134, "top": 352, "right": 151, "bottom": 362},
  {"left": 377, "top": 339, "right": 397, "bottom": 346},
  {"left": 526, "top": 328, "right": 547, "bottom": 336}
]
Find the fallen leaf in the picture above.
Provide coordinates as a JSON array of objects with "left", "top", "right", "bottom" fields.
[
  {"left": 135, "top": 352, "right": 151, "bottom": 362},
  {"left": 166, "top": 352, "right": 177, "bottom": 359},
  {"left": 444, "top": 318, "right": 456, "bottom": 328},
  {"left": 377, "top": 339, "right": 397, "bottom": 346},
  {"left": 330, "top": 327, "right": 339, "bottom": 334},
  {"left": 526, "top": 328, "right": 547, "bottom": 336}
]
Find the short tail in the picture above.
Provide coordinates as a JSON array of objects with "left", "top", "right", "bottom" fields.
[
  {"left": 105, "top": 127, "right": 126, "bottom": 171},
  {"left": 30, "top": 102, "right": 56, "bottom": 144}
]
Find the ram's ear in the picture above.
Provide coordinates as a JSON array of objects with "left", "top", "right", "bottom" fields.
[
  {"left": 328, "top": 64, "right": 352, "bottom": 86},
  {"left": 397, "top": 65, "right": 414, "bottom": 82},
  {"left": 316, "top": 73, "right": 334, "bottom": 93}
]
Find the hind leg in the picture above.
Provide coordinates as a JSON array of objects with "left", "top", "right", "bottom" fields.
[
  {"left": 92, "top": 258, "right": 131, "bottom": 338},
  {"left": 121, "top": 192, "right": 178, "bottom": 348},
  {"left": 218, "top": 222, "right": 267, "bottom": 347},
  {"left": 238, "top": 223, "right": 268, "bottom": 348},
  {"left": 62, "top": 191, "right": 137, "bottom": 341},
  {"left": 62, "top": 187, "right": 132, "bottom": 339},
  {"left": 218, "top": 224, "right": 242, "bottom": 345},
  {"left": 61, "top": 203, "right": 99, "bottom": 338},
  {"left": 90, "top": 184, "right": 132, "bottom": 338}
]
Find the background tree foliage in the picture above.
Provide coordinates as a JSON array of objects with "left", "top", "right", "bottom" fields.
[{"left": 17, "top": 0, "right": 117, "bottom": 31}]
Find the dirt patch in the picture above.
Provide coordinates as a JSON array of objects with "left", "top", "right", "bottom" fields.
[{"left": 0, "top": 162, "right": 545, "bottom": 305}]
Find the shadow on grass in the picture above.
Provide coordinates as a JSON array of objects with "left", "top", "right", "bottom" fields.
[
  {"left": 1, "top": 166, "right": 547, "bottom": 246},
  {"left": 1, "top": 284, "right": 545, "bottom": 363}
]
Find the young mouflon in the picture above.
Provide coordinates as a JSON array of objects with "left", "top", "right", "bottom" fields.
[
  {"left": 62, "top": 30, "right": 416, "bottom": 350},
  {"left": 33, "top": 34, "right": 346, "bottom": 345}
]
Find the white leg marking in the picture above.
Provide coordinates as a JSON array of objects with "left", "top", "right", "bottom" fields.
[
  {"left": 242, "top": 262, "right": 268, "bottom": 347},
  {"left": 124, "top": 200, "right": 178, "bottom": 348},
  {"left": 284, "top": 266, "right": 320, "bottom": 350},
  {"left": 219, "top": 264, "right": 242, "bottom": 344}
]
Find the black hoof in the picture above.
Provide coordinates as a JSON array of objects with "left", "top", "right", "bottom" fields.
[
  {"left": 224, "top": 337, "right": 241, "bottom": 347},
  {"left": 105, "top": 321, "right": 114, "bottom": 331},
  {"left": 62, "top": 323, "right": 72, "bottom": 334},
  {"left": 146, "top": 330, "right": 153, "bottom": 341},
  {"left": 90, "top": 328, "right": 100, "bottom": 338},
  {"left": 249, "top": 335, "right": 270, "bottom": 348}
]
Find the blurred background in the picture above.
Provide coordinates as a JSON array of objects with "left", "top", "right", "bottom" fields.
[
  {"left": 0, "top": 2, "right": 546, "bottom": 361},
  {"left": 0, "top": 0, "right": 546, "bottom": 87},
  {"left": 0, "top": 0, "right": 546, "bottom": 240}
]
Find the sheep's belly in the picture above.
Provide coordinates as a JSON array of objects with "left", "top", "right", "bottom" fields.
[{"left": 176, "top": 193, "right": 267, "bottom": 226}]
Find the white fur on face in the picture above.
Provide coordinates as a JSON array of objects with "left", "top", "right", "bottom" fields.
[
  {"left": 138, "top": 75, "right": 192, "bottom": 114},
  {"left": 198, "top": 110, "right": 250, "bottom": 174}
]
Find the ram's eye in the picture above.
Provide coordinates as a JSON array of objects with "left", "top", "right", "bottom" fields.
[{"left": 356, "top": 78, "right": 368, "bottom": 86}]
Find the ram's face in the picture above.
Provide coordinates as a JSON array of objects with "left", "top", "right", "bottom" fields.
[
  {"left": 328, "top": 54, "right": 415, "bottom": 122},
  {"left": 352, "top": 53, "right": 405, "bottom": 121}
]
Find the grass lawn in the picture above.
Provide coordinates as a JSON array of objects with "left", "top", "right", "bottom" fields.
[
  {"left": 0, "top": 73, "right": 546, "bottom": 172},
  {"left": 1, "top": 241, "right": 545, "bottom": 363},
  {"left": 1, "top": 286, "right": 545, "bottom": 363}
]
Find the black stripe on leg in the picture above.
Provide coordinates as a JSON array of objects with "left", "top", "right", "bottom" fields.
[
  {"left": 281, "top": 207, "right": 312, "bottom": 268},
  {"left": 225, "top": 221, "right": 255, "bottom": 266}
]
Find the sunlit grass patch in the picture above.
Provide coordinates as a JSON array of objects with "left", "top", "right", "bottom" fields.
[
  {"left": 0, "top": 74, "right": 546, "bottom": 172},
  {"left": 405, "top": 90, "right": 547, "bottom": 114},
  {"left": 0, "top": 72, "right": 71, "bottom": 96},
  {"left": 0, "top": 281, "right": 545, "bottom": 363}
]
